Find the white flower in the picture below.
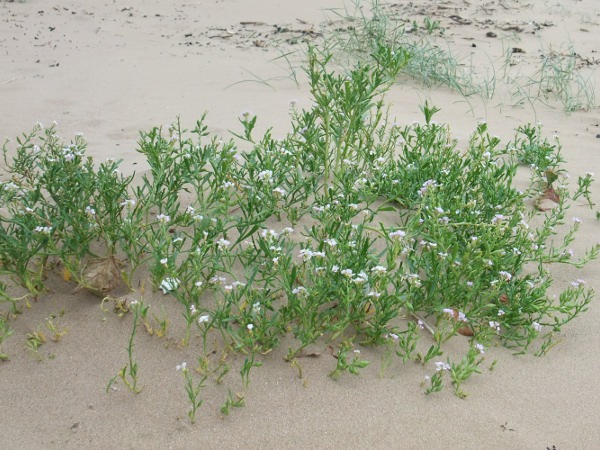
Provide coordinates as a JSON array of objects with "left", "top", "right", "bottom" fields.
[
  {"left": 571, "top": 279, "right": 585, "bottom": 288},
  {"left": 198, "top": 315, "right": 210, "bottom": 324},
  {"left": 120, "top": 199, "right": 136, "bottom": 208},
  {"left": 195, "top": 281, "right": 204, "bottom": 288},
  {"left": 475, "top": 343, "right": 485, "bottom": 354},
  {"left": 498, "top": 309, "right": 505, "bottom": 316},
  {"left": 160, "top": 277, "right": 180, "bottom": 294},
  {"left": 324, "top": 238, "right": 338, "bottom": 247},
  {"left": 435, "top": 361, "right": 451, "bottom": 372},
  {"left": 341, "top": 268, "right": 354, "bottom": 278},
  {"left": 573, "top": 217, "right": 582, "bottom": 224},
  {"left": 389, "top": 229, "right": 406, "bottom": 240},
  {"left": 371, "top": 266, "right": 387, "bottom": 275},
  {"left": 532, "top": 322, "right": 542, "bottom": 333},
  {"left": 273, "top": 187, "right": 286, "bottom": 196},
  {"left": 352, "top": 271, "right": 368, "bottom": 284},
  {"left": 217, "top": 238, "right": 231, "bottom": 250},
  {"left": 34, "top": 226, "right": 52, "bottom": 234},
  {"left": 85, "top": 206, "right": 96, "bottom": 216},
  {"left": 331, "top": 265, "right": 339, "bottom": 273},
  {"left": 434, "top": 207, "right": 444, "bottom": 214},
  {"left": 156, "top": 214, "right": 171, "bottom": 223},
  {"left": 247, "top": 323, "right": 254, "bottom": 331},
  {"left": 498, "top": 271, "right": 512, "bottom": 282},
  {"left": 160, "top": 258, "right": 168, "bottom": 265},
  {"left": 257, "top": 170, "right": 273, "bottom": 183},
  {"left": 252, "top": 302, "right": 261, "bottom": 314},
  {"left": 298, "top": 248, "right": 314, "bottom": 261},
  {"left": 176, "top": 362, "right": 187, "bottom": 371},
  {"left": 489, "top": 321, "right": 501, "bottom": 332}
]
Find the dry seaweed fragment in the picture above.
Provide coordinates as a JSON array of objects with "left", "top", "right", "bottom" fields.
[{"left": 79, "top": 256, "right": 122, "bottom": 296}]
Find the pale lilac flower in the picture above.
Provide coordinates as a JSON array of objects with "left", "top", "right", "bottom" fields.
[
  {"left": 491, "top": 214, "right": 507, "bottom": 224},
  {"left": 292, "top": 286, "right": 308, "bottom": 296},
  {"left": 498, "top": 309, "right": 505, "bottom": 317},
  {"left": 532, "top": 322, "right": 542, "bottom": 333},
  {"left": 417, "top": 179, "right": 438, "bottom": 196},
  {"left": 475, "top": 343, "right": 485, "bottom": 354},
  {"left": 489, "top": 321, "right": 501, "bottom": 332},
  {"left": 573, "top": 217, "right": 582, "bottom": 224},
  {"left": 571, "top": 279, "right": 586, "bottom": 288},
  {"left": 85, "top": 206, "right": 96, "bottom": 216}
]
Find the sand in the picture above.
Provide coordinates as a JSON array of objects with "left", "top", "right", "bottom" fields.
[{"left": 1, "top": 0, "right": 599, "bottom": 448}]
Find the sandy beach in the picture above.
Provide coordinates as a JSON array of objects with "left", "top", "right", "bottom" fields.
[{"left": 1, "top": 1, "right": 600, "bottom": 448}]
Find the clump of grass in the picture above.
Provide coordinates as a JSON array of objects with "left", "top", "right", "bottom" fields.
[
  {"left": 0, "top": 44, "right": 597, "bottom": 410},
  {"left": 325, "top": 0, "right": 493, "bottom": 98},
  {"left": 504, "top": 42, "right": 597, "bottom": 112}
]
